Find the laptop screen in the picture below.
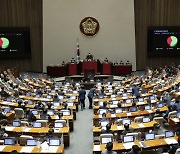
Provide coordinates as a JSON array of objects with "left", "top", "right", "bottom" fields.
[
  {"left": 4, "top": 107, "right": 10, "bottom": 113},
  {"left": 62, "top": 110, "right": 70, "bottom": 116},
  {"left": 58, "top": 96, "right": 64, "bottom": 100},
  {"left": 165, "top": 131, "right": 174, "bottom": 138},
  {"left": 13, "top": 121, "right": 21, "bottom": 127},
  {"left": 126, "top": 99, "right": 132, "bottom": 104},
  {"left": 130, "top": 107, "right": 137, "bottom": 112},
  {"left": 33, "top": 122, "right": 42, "bottom": 128},
  {"left": 143, "top": 117, "right": 150, "bottom": 123},
  {"left": 54, "top": 102, "right": 60, "bottom": 107},
  {"left": 101, "top": 137, "right": 112, "bottom": 144},
  {"left": 26, "top": 139, "right": 37, "bottom": 146},
  {"left": 70, "top": 96, "right": 76, "bottom": 100},
  {"left": 177, "top": 112, "right": 180, "bottom": 118},
  {"left": 112, "top": 101, "right": 119, "bottom": 105},
  {"left": 157, "top": 103, "right": 164, "bottom": 108},
  {"left": 55, "top": 122, "right": 64, "bottom": 128},
  {"left": 123, "top": 93, "right": 128, "bottom": 97},
  {"left": 123, "top": 135, "right": 134, "bottom": 143},
  {"left": 4, "top": 138, "right": 15, "bottom": 145},
  {"left": 67, "top": 103, "right": 74, "bottom": 107},
  {"left": 145, "top": 105, "right": 151, "bottom": 110},
  {"left": 99, "top": 109, "right": 107, "bottom": 115},
  {"left": 100, "top": 121, "right": 109, "bottom": 127},
  {"left": 47, "top": 95, "right": 52, "bottom": 99},
  {"left": 99, "top": 102, "right": 104, "bottom": 106},
  {"left": 138, "top": 98, "right": 144, "bottom": 102},
  {"left": 6, "top": 98, "right": 12, "bottom": 102},
  {"left": 115, "top": 108, "right": 122, "bottom": 114},
  {"left": 122, "top": 119, "right": 131, "bottom": 125},
  {"left": 145, "top": 133, "right": 155, "bottom": 140},
  {"left": 47, "top": 110, "right": 54, "bottom": 116},
  {"left": 28, "top": 100, "right": 33, "bottom": 105},
  {"left": 49, "top": 139, "right": 61, "bottom": 146},
  {"left": 150, "top": 96, "right": 155, "bottom": 100},
  {"left": 32, "top": 110, "right": 38, "bottom": 115}
]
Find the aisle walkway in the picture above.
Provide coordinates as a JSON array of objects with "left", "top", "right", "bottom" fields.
[{"left": 65, "top": 93, "right": 93, "bottom": 154}]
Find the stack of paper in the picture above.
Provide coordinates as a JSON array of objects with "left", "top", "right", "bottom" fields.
[
  {"left": 165, "top": 138, "right": 178, "bottom": 145},
  {"left": 93, "top": 145, "right": 100, "bottom": 151},
  {"left": 123, "top": 142, "right": 135, "bottom": 149},
  {"left": 20, "top": 146, "right": 34, "bottom": 153}
]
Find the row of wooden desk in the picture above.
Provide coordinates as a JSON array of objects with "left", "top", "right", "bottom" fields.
[{"left": 47, "top": 61, "right": 132, "bottom": 77}]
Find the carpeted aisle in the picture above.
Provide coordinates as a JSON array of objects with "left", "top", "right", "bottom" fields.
[{"left": 65, "top": 91, "right": 93, "bottom": 154}]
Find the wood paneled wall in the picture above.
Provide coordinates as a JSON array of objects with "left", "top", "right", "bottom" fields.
[
  {"left": 0, "top": 0, "right": 42, "bottom": 72},
  {"left": 0, "top": 0, "right": 179, "bottom": 71},
  {"left": 134, "top": 0, "right": 180, "bottom": 70}
]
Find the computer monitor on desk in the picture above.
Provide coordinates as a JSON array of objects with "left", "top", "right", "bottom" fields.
[
  {"left": 13, "top": 121, "right": 21, "bottom": 127},
  {"left": 49, "top": 139, "right": 61, "bottom": 146},
  {"left": 101, "top": 137, "right": 112, "bottom": 144},
  {"left": 143, "top": 117, "right": 150, "bottom": 123},
  {"left": 123, "top": 135, "right": 134, "bottom": 143},
  {"left": 33, "top": 122, "right": 42, "bottom": 128},
  {"left": 4, "top": 138, "right": 15, "bottom": 145},
  {"left": 145, "top": 133, "right": 155, "bottom": 140},
  {"left": 26, "top": 139, "right": 37, "bottom": 146},
  {"left": 122, "top": 119, "right": 131, "bottom": 125},
  {"left": 165, "top": 131, "right": 174, "bottom": 138}
]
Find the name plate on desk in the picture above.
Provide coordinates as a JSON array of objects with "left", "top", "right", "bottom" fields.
[
  {"left": 94, "top": 145, "right": 101, "bottom": 151},
  {"left": 111, "top": 114, "right": 116, "bottom": 118},
  {"left": 20, "top": 146, "right": 34, "bottom": 153},
  {"left": 123, "top": 142, "right": 135, "bottom": 149},
  {"left": 165, "top": 138, "right": 178, "bottom": 145},
  {"left": 127, "top": 113, "right": 132, "bottom": 116},
  {"left": 5, "top": 126, "right": 15, "bottom": 131},
  {"left": 138, "top": 123, "right": 145, "bottom": 128},
  {"left": 117, "top": 126, "right": 123, "bottom": 130}
]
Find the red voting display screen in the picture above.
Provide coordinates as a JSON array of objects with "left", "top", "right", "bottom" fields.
[
  {"left": 147, "top": 26, "right": 180, "bottom": 56},
  {"left": 0, "top": 27, "right": 31, "bottom": 59}
]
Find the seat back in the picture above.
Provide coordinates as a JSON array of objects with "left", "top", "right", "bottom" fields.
[
  {"left": 36, "top": 120, "right": 48, "bottom": 127},
  {"left": 168, "top": 111, "right": 177, "bottom": 119},
  {"left": 20, "top": 135, "right": 33, "bottom": 146},
  {"left": 126, "top": 132, "right": 141, "bottom": 140},
  {"left": 175, "top": 148, "right": 180, "bottom": 154},
  {"left": 134, "top": 116, "right": 143, "bottom": 123},
  {"left": 153, "top": 117, "right": 164, "bottom": 126},
  {"left": 55, "top": 120, "right": 67, "bottom": 127},
  {"left": 100, "top": 134, "right": 113, "bottom": 144},
  {"left": 21, "top": 121, "right": 29, "bottom": 127},
  {"left": 14, "top": 108, "right": 24, "bottom": 119}
]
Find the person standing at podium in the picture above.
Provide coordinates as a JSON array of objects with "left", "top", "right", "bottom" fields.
[{"left": 86, "top": 53, "right": 93, "bottom": 61}]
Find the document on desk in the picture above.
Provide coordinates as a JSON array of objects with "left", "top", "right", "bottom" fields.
[
  {"left": 112, "top": 98, "right": 116, "bottom": 101},
  {"left": 54, "top": 128, "right": 61, "bottom": 133},
  {"left": 127, "top": 113, "right": 132, "bottom": 116},
  {"left": 138, "top": 102, "right": 144, "bottom": 105},
  {"left": 9, "top": 103, "right": 16, "bottom": 106},
  {"left": 117, "top": 126, "right": 123, "bottom": 130},
  {"left": 173, "top": 118, "right": 179, "bottom": 123},
  {"left": 147, "top": 110, "right": 153, "bottom": 113},
  {"left": 111, "top": 114, "right": 116, "bottom": 118},
  {"left": 24, "top": 128, "right": 31, "bottom": 132},
  {"left": 5, "top": 126, "right": 15, "bottom": 131},
  {"left": 138, "top": 123, "right": 145, "bottom": 128},
  {"left": 20, "top": 146, "right": 34, "bottom": 153},
  {"left": 123, "top": 142, "right": 135, "bottom": 149},
  {"left": 0, "top": 145, "right": 6, "bottom": 151},
  {"left": 165, "top": 138, "right": 178, "bottom": 145},
  {"left": 93, "top": 145, "right": 100, "bottom": 151},
  {"left": 94, "top": 99, "right": 99, "bottom": 102}
]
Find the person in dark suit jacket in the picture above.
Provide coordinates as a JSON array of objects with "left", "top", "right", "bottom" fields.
[
  {"left": 79, "top": 85, "right": 86, "bottom": 111},
  {"left": 169, "top": 136, "right": 180, "bottom": 153},
  {"left": 101, "top": 142, "right": 117, "bottom": 154},
  {"left": 86, "top": 53, "right": 93, "bottom": 61},
  {"left": 132, "top": 85, "right": 140, "bottom": 98}
]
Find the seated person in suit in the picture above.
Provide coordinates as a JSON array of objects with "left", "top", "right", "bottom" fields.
[
  {"left": 35, "top": 101, "right": 45, "bottom": 110},
  {"left": 86, "top": 53, "right": 93, "bottom": 61},
  {"left": 132, "top": 85, "right": 140, "bottom": 98},
  {"left": 17, "top": 99, "right": 26, "bottom": 110},
  {"left": 101, "top": 142, "right": 117, "bottom": 154},
  {"left": 149, "top": 123, "right": 160, "bottom": 135},
  {"left": 99, "top": 101, "right": 108, "bottom": 109},
  {"left": 27, "top": 111, "right": 36, "bottom": 122},
  {"left": 113, "top": 61, "right": 118, "bottom": 65},
  {"left": 70, "top": 58, "right": 76, "bottom": 63},
  {"left": 62, "top": 61, "right": 65, "bottom": 66},
  {"left": 129, "top": 102, "right": 138, "bottom": 112},
  {"left": 44, "top": 128, "right": 59, "bottom": 142},
  {"left": 122, "top": 123, "right": 134, "bottom": 136},
  {"left": 101, "top": 123, "right": 113, "bottom": 134},
  {"left": 104, "top": 58, "right": 108, "bottom": 63},
  {"left": 53, "top": 94, "right": 60, "bottom": 102},
  {"left": 127, "top": 145, "right": 141, "bottom": 154},
  {"left": 58, "top": 88, "right": 64, "bottom": 96},
  {"left": 169, "top": 136, "right": 180, "bottom": 153}
]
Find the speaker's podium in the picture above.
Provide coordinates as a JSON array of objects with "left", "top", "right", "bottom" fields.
[
  {"left": 67, "top": 63, "right": 77, "bottom": 76},
  {"left": 102, "top": 62, "right": 112, "bottom": 75},
  {"left": 82, "top": 61, "right": 98, "bottom": 75}
]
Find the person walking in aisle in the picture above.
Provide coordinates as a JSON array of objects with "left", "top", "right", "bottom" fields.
[
  {"left": 88, "top": 86, "right": 96, "bottom": 109},
  {"left": 79, "top": 85, "right": 86, "bottom": 111}
]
